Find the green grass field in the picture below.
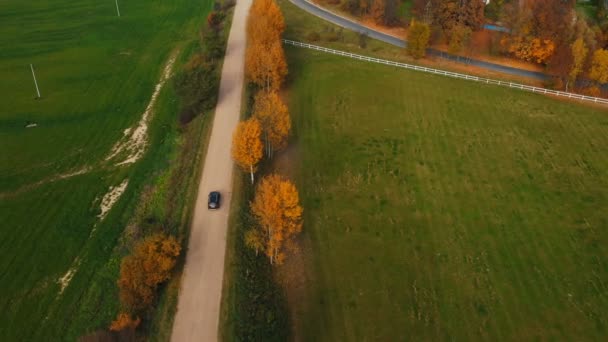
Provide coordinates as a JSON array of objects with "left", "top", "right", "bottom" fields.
[
  {"left": 0, "top": 0, "right": 212, "bottom": 340},
  {"left": 286, "top": 47, "right": 608, "bottom": 340}
]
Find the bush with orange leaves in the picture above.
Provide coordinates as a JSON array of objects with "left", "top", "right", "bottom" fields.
[
  {"left": 109, "top": 312, "right": 141, "bottom": 332},
  {"left": 500, "top": 36, "right": 555, "bottom": 64},
  {"left": 249, "top": 174, "right": 303, "bottom": 265},
  {"left": 117, "top": 233, "right": 181, "bottom": 311}
]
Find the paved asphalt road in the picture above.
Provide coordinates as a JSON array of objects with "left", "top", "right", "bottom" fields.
[
  {"left": 290, "top": 0, "right": 550, "bottom": 81},
  {"left": 170, "top": 0, "right": 252, "bottom": 340}
]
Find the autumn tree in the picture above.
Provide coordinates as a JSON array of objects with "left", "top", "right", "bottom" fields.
[
  {"left": 246, "top": 0, "right": 288, "bottom": 91},
  {"left": 433, "top": 0, "right": 484, "bottom": 34},
  {"left": 500, "top": 0, "right": 574, "bottom": 66},
  {"left": 245, "top": 40, "right": 288, "bottom": 91},
  {"left": 250, "top": 174, "right": 303, "bottom": 265},
  {"left": 590, "top": 49, "right": 608, "bottom": 84},
  {"left": 118, "top": 234, "right": 181, "bottom": 311},
  {"left": 232, "top": 118, "right": 264, "bottom": 184},
  {"left": 407, "top": 19, "right": 431, "bottom": 59},
  {"left": 252, "top": 90, "right": 291, "bottom": 157},
  {"left": 569, "top": 38, "right": 588, "bottom": 89},
  {"left": 109, "top": 313, "right": 141, "bottom": 332},
  {"left": 371, "top": 0, "right": 386, "bottom": 25},
  {"left": 248, "top": 0, "right": 285, "bottom": 41},
  {"left": 501, "top": 36, "right": 555, "bottom": 64},
  {"left": 448, "top": 24, "right": 472, "bottom": 55}
]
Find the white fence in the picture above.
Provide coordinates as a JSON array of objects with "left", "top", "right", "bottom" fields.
[{"left": 283, "top": 39, "right": 608, "bottom": 106}]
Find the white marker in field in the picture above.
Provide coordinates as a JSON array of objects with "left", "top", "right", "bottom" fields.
[
  {"left": 30, "top": 64, "right": 41, "bottom": 98},
  {"left": 115, "top": 0, "right": 121, "bottom": 17}
]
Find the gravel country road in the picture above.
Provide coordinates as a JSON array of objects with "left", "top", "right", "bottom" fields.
[
  {"left": 171, "top": 0, "right": 252, "bottom": 340},
  {"left": 289, "top": 0, "right": 549, "bottom": 81}
]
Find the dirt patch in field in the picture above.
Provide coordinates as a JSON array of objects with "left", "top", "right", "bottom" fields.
[
  {"left": 57, "top": 258, "right": 81, "bottom": 294},
  {"left": 97, "top": 179, "right": 129, "bottom": 220},
  {"left": 106, "top": 51, "right": 178, "bottom": 166}
]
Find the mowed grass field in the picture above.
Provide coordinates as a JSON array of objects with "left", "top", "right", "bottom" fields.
[
  {"left": 0, "top": 0, "right": 211, "bottom": 340},
  {"left": 286, "top": 47, "right": 608, "bottom": 340}
]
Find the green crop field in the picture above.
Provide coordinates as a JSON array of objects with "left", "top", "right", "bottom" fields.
[
  {"left": 0, "top": 0, "right": 212, "bottom": 340},
  {"left": 286, "top": 47, "right": 608, "bottom": 340}
]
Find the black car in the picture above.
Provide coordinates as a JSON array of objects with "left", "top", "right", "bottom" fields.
[{"left": 208, "top": 191, "right": 221, "bottom": 210}]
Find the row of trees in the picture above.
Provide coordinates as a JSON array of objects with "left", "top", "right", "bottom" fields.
[
  {"left": 407, "top": 0, "right": 608, "bottom": 92},
  {"left": 493, "top": 0, "right": 608, "bottom": 91},
  {"left": 236, "top": 0, "right": 291, "bottom": 184},
  {"left": 233, "top": 0, "right": 303, "bottom": 266}
]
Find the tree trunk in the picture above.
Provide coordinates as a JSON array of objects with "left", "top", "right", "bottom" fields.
[{"left": 250, "top": 164, "right": 254, "bottom": 184}]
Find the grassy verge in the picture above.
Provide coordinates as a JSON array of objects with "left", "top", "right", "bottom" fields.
[{"left": 285, "top": 46, "right": 608, "bottom": 341}]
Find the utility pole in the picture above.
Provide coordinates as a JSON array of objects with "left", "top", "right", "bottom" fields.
[
  {"left": 30, "top": 64, "right": 41, "bottom": 98},
  {"left": 115, "top": 0, "right": 121, "bottom": 17}
]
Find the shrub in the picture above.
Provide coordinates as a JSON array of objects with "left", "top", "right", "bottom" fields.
[
  {"left": 223, "top": 0, "right": 236, "bottom": 10},
  {"left": 207, "top": 11, "right": 226, "bottom": 31},
  {"left": 174, "top": 54, "right": 219, "bottom": 124},
  {"left": 358, "top": 32, "right": 368, "bottom": 49},
  {"left": 117, "top": 233, "right": 181, "bottom": 311},
  {"left": 109, "top": 313, "right": 141, "bottom": 332},
  {"left": 582, "top": 86, "right": 601, "bottom": 97},
  {"left": 306, "top": 31, "right": 321, "bottom": 42},
  {"left": 326, "top": 31, "right": 339, "bottom": 42}
]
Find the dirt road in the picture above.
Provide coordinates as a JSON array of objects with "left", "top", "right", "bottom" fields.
[{"left": 171, "top": 0, "right": 252, "bottom": 340}]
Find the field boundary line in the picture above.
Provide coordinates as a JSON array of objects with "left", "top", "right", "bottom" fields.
[{"left": 283, "top": 39, "right": 608, "bottom": 106}]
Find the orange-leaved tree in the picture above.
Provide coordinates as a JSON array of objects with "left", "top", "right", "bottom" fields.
[
  {"left": 501, "top": 36, "right": 555, "bottom": 64},
  {"left": 248, "top": 0, "right": 285, "bottom": 44},
  {"left": 590, "top": 49, "right": 608, "bottom": 84},
  {"left": 232, "top": 118, "right": 264, "bottom": 184},
  {"left": 253, "top": 90, "right": 291, "bottom": 158},
  {"left": 245, "top": 0, "right": 288, "bottom": 90},
  {"left": 250, "top": 174, "right": 303, "bottom": 265},
  {"left": 117, "top": 233, "right": 181, "bottom": 311},
  {"left": 371, "top": 0, "right": 386, "bottom": 25},
  {"left": 109, "top": 312, "right": 141, "bottom": 332},
  {"left": 245, "top": 40, "right": 288, "bottom": 91}
]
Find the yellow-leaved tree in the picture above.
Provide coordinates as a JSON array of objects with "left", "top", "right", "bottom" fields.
[
  {"left": 253, "top": 90, "right": 291, "bottom": 158},
  {"left": 247, "top": 0, "right": 285, "bottom": 44},
  {"left": 569, "top": 38, "right": 588, "bottom": 87},
  {"left": 590, "top": 49, "right": 608, "bottom": 84},
  {"left": 407, "top": 19, "right": 430, "bottom": 59},
  {"left": 250, "top": 174, "right": 303, "bottom": 265},
  {"left": 245, "top": 0, "right": 288, "bottom": 91},
  {"left": 232, "top": 118, "right": 264, "bottom": 184}
]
